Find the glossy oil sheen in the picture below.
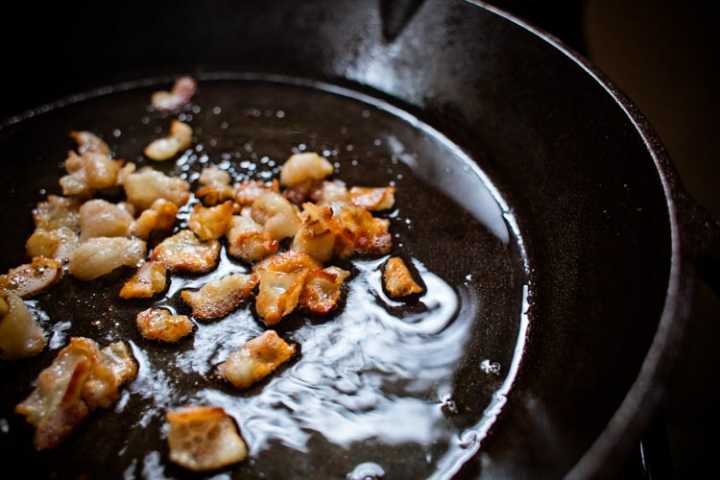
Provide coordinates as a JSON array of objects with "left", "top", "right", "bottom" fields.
[{"left": 0, "top": 78, "right": 529, "bottom": 479}]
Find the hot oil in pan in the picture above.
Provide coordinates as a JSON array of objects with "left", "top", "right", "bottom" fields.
[{"left": 0, "top": 76, "right": 529, "bottom": 479}]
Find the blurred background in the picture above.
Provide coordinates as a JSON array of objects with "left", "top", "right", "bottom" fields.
[{"left": 0, "top": 1, "right": 716, "bottom": 477}]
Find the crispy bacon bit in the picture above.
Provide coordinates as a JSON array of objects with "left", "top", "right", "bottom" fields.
[
  {"left": 283, "top": 180, "right": 319, "bottom": 205},
  {"left": 226, "top": 214, "right": 279, "bottom": 263},
  {"left": 195, "top": 166, "right": 234, "bottom": 207},
  {"left": 130, "top": 198, "right": 178, "bottom": 239},
  {"left": 383, "top": 257, "right": 423, "bottom": 298},
  {"left": 68, "top": 237, "right": 146, "bottom": 281},
  {"left": 310, "top": 180, "right": 350, "bottom": 205},
  {"left": 116, "top": 162, "right": 136, "bottom": 185},
  {"left": 136, "top": 308, "right": 193, "bottom": 343},
  {"left": 119, "top": 261, "right": 167, "bottom": 299},
  {"left": 78, "top": 199, "right": 134, "bottom": 241},
  {"left": 60, "top": 151, "right": 122, "bottom": 197},
  {"left": 151, "top": 76, "right": 197, "bottom": 111},
  {"left": 280, "top": 153, "right": 333, "bottom": 187},
  {"left": 217, "top": 330, "right": 296, "bottom": 389},
  {"left": 292, "top": 203, "right": 336, "bottom": 263},
  {"left": 254, "top": 250, "right": 320, "bottom": 274},
  {"left": 234, "top": 179, "right": 279, "bottom": 208},
  {"left": 350, "top": 186, "right": 396, "bottom": 211},
  {"left": 0, "top": 290, "right": 46, "bottom": 360},
  {"left": 150, "top": 230, "right": 219, "bottom": 273},
  {"left": 188, "top": 201, "right": 234, "bottom": 241},
  {"left": 251, "top": 191, "right": 301, "bottom": 240},
  {"left": 255, "top": 270, "right": 308, "bottom": 325},
  {"left": 26, "top": 227, "right": 79, "bottom": 262},
  {"left": 15, "top": 337, "right": 137, "bottom": 449},
  {"left": 301, "top": 266, "right": 351, "bottom": 315},
  {"left": 0, "top": 257, "right": 62, "bottom": 298},
  {"left": 144, "top": 120, "right": 193, "bottom": 161},
  {"left": 199, "top": 165, "right": 231, "bottom": 186},
  {"left": 166, "top": 406, "right": 247, "bottom": 471},
  {"left": 181, "top": 273, "right": 258, "bottom": 320},
  {"left": 123, "top": 167, "right": 190, "bottom": 210},
  {"left": 331, "top": 203, "right": 392, "bottom": 258},
  {"left": 69, "top": 131, "right": 110, "bottom": 156},
  {"left": 33, "top": 195, "right": 81, "bottom": 232}
]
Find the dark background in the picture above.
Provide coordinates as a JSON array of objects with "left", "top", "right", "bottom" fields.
[{"left": 0, "top": 1, "right": 717, "bottom": 477}]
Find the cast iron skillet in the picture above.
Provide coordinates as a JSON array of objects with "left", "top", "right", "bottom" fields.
[{"left": 0, "top": 0, "right": 718, "bottom": 478}]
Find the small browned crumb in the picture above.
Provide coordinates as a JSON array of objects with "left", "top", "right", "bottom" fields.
[
  {"left": 291, "top": 203, "right": 336, "bottom": 263},
  {"left": 166, "top": 406, "right": 247, "bottom": 472},
  {"left": 78, "top": 199, "right": 134, "bottom": 240},
  {"left": 217, "top": 330, "right": 296, "bottom": 389},
  {"left": 331, "top": 203, "right": 392, "bottom": 257},
  {"left": 151, "top": 76, "right": 197, "bottom": 111},
  {"left": 0, "top": 289, "right": 46, "bottom": 360},
  {"left": 188, "top": 201, "right": 234, "bottom": 241},
  {"left": 279, "top": 153, "right": 333, "bottom": 187},
  {"left": 130, "top": 198, "right": 178, "bottom": 239},
  {"left": 144, "top": 120, "right": 193, "bottom": 161},
  {"left": 119, "top": 261, "right": 167, "bottom": 299},
  {"left": 180, "top": 273, "right": 258, "bottom": 320},
  {"left": 250, "top": 191, "right": 301, "bottom": 240},
  {"left": 226, "top": 214, "right": 279, "bottom": 263},
  {"left": 15, "top": 337, "right": 137, "bottom": 449},
  {"left": 69, "top": 131, "right": 110, "bottom": 156},
  {"left": 136, "top": 308, "right": 193, "bottom": 343},
  {"left": 383, "top": 257, "right": 423, "bottom": 298},
  {"left": 234, "top": 179, "right": 280, "bottom": 208},
  {"left": 32, "top": 195, "right": 81, "bottom": 232},
  {"left": 300, "top": 266, "right": 351, "bottom": 315},
  {"left": 59, "top": 151, "right": 122, "bottom": 197},
  {"left": 26, "top": 227, "right": 80, "bottom": 262},
  {"left": 68, "top": 237, "right": 146, "bottom": 281},
  {"left": 151, "top": 230, "right": 220, "bottom": 274},
  {"left": 349, "top": 186, "right": 396, "bottom": 211},
  {"left": 123, "top": 167, "right": 190, "bottom": 210},
  {"left": 0, "top": 257, "right": 62, "bottom": 298}
]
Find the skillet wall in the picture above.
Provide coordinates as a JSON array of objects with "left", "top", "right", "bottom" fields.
[{"left": 0, "top": 0, "right": 672, "bottom": 476}]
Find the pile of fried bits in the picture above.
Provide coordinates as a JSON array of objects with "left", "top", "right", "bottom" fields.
[{"left": 0, "top": 77, "right": 426, "bottom": 471}]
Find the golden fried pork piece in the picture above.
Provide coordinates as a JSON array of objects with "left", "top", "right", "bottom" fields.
[
  {"left": 280, "top": 152, "right": 333, "bottom": 187},
  {"left": 199, "top": 165, "right": 231, "bottom": 186},
  {"left": 251, "top": 191, "right": 301, "bottom": 241},
  {"left": 0, "top": 257, "right": 62, "bottom": 298},
  {"left": 78, "top": 199, "right": 134, "bottom": 240},
  {"left": 15, "top": 337, "right": 137, "bottom": 449},
  {"left": 310, "top": 180, "right": 350, "bottom": 205},
  {"left": 292, "top": 203, "right": 336, "bottom": 263},
  {"left": 150, "top": 230, "right": 219, "bottom": 274},
  {"left": 382, "top": 257, "right": 423, "bottom": 298},
  {"left": 136, "top": 308, "right": 193, "bottom": 343},
  {"left": 226, "top": 214, "right": 279, "bottom": 263},
  {"left": 151, "top": 76, "right": 197, "bottom": 111},
  {"left": 234, "top": 179, "right": 279, "bottom": 208},
  {"left": 217, "top": 330, "right": 295, "bottom": 389},
  {"left": 130, "top": 198, "right": 178, "bottom": 240},
  {"left": 195, "top": 166, "right": 235, "bottom": 206},
  {"left": 144, "top": 120, "right": 193, "bottom": 161},
  {"left": 26, "top": 227, "right": 80, "bottom": 262},
  {"left": 188, "top": 201, "right": 234, "bottom": 241},
  {"left": 59, "top": 151, "right": 123, "bottom": 197},
  {"left": 123, "top": 167, "right": 190, "bottom": 210},
  {"left": 166, "top": 406, "right": 247, "bottom": 472},
  {"left": 254, "top": 250, "right": 320, "bottom": 274},
  {"left": 0, "top": 290, "right": 46, "bottom": 360},
  {"left": 69, "top": 131, "right": 110, "bottom": 156},
  {"left": 181, "top": 273, "right": 257, "bottom": 320},
  {"left": 331, "top": 203, "right": 392, "bottom": 258},
  {"left": 33, "top": 195, "right": 81, "bottom": 231},
  {"left": 300, "top": 266, "right": 350, "bottom": 315},
  {"left": 119, "top": 261, "right": 167, "bottom": 299},
  {"left": 349, "top": 186, "right": 395, "bottom": 211},
  {"left": 68, "top": 237, "right": 146, "bottom": 281}
]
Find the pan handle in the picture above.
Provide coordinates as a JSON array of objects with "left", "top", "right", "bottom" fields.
[{"left": 681, "top": 195, "right": 720, "bottom": 296}]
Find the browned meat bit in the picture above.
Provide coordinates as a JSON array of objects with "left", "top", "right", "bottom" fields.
[
  {"left": 310, "top": 180, "right": 350, "bottom": 205},
  {"left": 180, "top": 273, "right": 258, "bottom": 320},
  {"left": 331, "top": 203, "right": 392, "bottom": 257},
  {"left": 251, "top": 191, "right": 301, "bottom": 240},
  {"left": 188, "top": 201, "right": 234, "bottom": 241},
  {"left": 166, "top": 406, "right": 247, "bottom": 471},
  {"left": 69, "top": 131, "right": 110, "bottom": 156},
  {"left": 68, "top": 237, "right": 146, "bottom": 281},
  {"left": 150, "top": 230, "right": 220, "bottom": 273},
  {"left": 144, "top": 120, "right": 193, "bottom": 161},
  {"left": 234, "top": 179, "right": 279, "bottom": 208},
  {"left": 59, "top": 151, "right": 122, "bottom": 197},
  {"left": 217, "top": 330, "right": 296, "bottom": 389},
  {"left": 151, "top": 76, "right": 197, "bottom": 111},
  {"left": 15, "top": 337, "right": 137, "bottom": 449},
  {"left": 0, "top": 257, "right": 62, "bottom": 298},
  {"left": 195, "top": 166, "right": 235, "bottom": 206},
  {"left": 123, "top": 167, "right": 190, "bottom": 210},
  {"left": 292, "top": 203, "right": 336, "bottom": 263},
  {"left": 0, "top": 290, "right": 46, "bottom": 360},
  {"left": 254, "top": 252, "right": 319, "bottom": 325},
  {"left": 130, "top": 198, "right": 178, "bottom": 240},
  {"left": 78, "top": 199, "right": 134, "bottom": 240},
  {"left": 254, "top": 250, "right": 321, "bottom": 274},
  {"left": 26, "top": 227, "right": 80, "bottom": 262},
  {"left": 283, "top": 180, "right": 321, "bottom": 206},
  {"left": 383, "top": 257, "right": 423, "bottom": 298},
  {"left": 301, "top": 266, "right": 351, "bottom": 315},
  {"left": 136, "top": 308, "right": 193, "bottom": 343},
  {"left": 33, "top": 195, "right": 81, "bottom": 231},
  {"left": 350, "top": 186, "right": 396, "bottom": 211},
  {"left": 226, "top": 214, "right": 279, "bottom": 263},
  {"left": 199, "top": 165, "right": 231, "bottom": 186},
  {"left": 279, "top": 152, "right": 334, "bottom": 187},
  {"left": 119, "top": 261, "right": 167, "bottom": 299}
]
